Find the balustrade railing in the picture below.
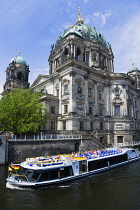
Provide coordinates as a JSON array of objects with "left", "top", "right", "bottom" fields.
[{"left": 13, "top": 134, "right": 82, "bottom": 140}]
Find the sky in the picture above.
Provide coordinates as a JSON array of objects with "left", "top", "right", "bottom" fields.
[{"left": 0, "top": 0, "right": 140, "bottom": 93}]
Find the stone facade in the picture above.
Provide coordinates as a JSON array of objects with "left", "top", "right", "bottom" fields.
[
  {"left": 3, "top": 53, "right": 30, "bottom": 92},
  {"left": 0, "top": 136, "right": 7, "bottom": 165},
  {"left": 31, "top": 13, "right": 140, "bottom": 147}
]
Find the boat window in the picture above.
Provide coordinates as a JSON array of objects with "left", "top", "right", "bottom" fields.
[
  {"left": 38, "top": 171, "right": 49, "bottom": 182},
  {"left": 88, "top": 161, "right": 96, "bottom": 171},
  {"left": 18, "top": 167, "right": 27, "bottom": 175},
  {"left": 80, "top": 160, "right": 87, "bottom": 173},
  {"left": 106, "top": 157, "right": 115, "bottom": 165},
  {"left": 25, "top": 170, "right": 32, "bottom": 178},
  {"left": 30, "top": 171, "right": 40, "bottom": 181},
  {"left": 99, "top": 159, "right": 107, "bottom": 168},
  {"left": 59, "top": 166, "right": 73, "bottom": 178},
  {"left": 118, "top": 154, "right": 127, "bottom": 162},
  {"left": 88, "top": 153, "right": 128, "bottom": 172},
  {"left": 107, "top": 154, "right": 128, "bottom": 166},
  {"left": 50, "top": 169, "right": 59, "bottom": 180}
]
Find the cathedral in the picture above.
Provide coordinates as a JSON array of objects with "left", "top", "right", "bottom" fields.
[{"left": 4, "top": 11, "right": 140, "bottom": 146}]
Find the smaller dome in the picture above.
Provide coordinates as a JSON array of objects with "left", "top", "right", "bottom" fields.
[
  {"left": 10, "top": 55, "right": 27, "bottom": 65},
  {"left": 128, "top": 64, "right": 140, "bottom": 74}
]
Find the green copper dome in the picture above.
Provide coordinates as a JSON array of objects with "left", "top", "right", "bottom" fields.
[
  {"left": 10, "top": 55, "right": 27, "bottom": 65},
  {"left": 53, "top": 14, "right": 111, "bottom": 51},
  {"left": 128, "top": 64, "right": 140, "bottom": 74}
]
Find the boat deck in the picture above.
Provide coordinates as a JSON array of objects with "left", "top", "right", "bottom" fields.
[{"left": 21, "top": 148, "right": 124, "bottom": 169}]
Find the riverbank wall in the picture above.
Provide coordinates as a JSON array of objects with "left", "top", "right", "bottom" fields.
[
  {"left": 4, "top": 137, "right": 100, "bottom": 164},
  {"left": 1, "top": 135, "right": 140, "bottom": 164},
  {"left": 0, "top": 136, "right": 7, "bottom": 165}
]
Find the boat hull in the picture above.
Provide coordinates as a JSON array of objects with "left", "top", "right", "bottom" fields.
[{"left": 7, "top": 156, "right": 140, "bottom": 188}]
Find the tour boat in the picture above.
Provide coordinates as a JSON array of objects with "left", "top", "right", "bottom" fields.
[{"left": 6, "top": 147, "right": 140, "bottom": 188}]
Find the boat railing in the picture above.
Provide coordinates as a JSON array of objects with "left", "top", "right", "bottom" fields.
[
  {"left": 10, "top": 172, "right": 28, "bottom": 182},
  {"left": 25, "top": 149, "right": 123, "bottom": 167},
  {"left": 78, "top": 149, "right": 123, "bottom": 159},
  {"left": 26, "top": 161, "right": 64, "bottom": 168}
]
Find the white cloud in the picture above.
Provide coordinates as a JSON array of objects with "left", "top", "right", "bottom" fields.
[
  {"left": 84, "top": 10, "right": 112, "bottom": 25},
  {"left": 94, "top": 12, "right": 100, "bottom": 17},
  {"left": 83, "top": 0, "right": 88, "bottom": 3},
  {"left": 93, "top": 10, "right": 112, "bottom": 25},
  {"left": 100, "top": 10, "right": 112, "bottom": 25},
  {"left": 68, "top": 1, "right": 76, "bottom": 8},
  {"left": 111, "top": 15, "right": 140, "bottom": 73},
  {"left": 84, "top": 16, "right": 91, "bottom": 24},
  {"left": 0, "top": 1, "right": 38, "bottom": 27}
]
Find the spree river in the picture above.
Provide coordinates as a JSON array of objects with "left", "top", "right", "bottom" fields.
[{"left": 0, "top": 161, "right": 140, "bottom": 210}]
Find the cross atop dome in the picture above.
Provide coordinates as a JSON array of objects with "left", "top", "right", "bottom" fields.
[{"left": 76, "top": 7, "right": 84, "bottom": 24}]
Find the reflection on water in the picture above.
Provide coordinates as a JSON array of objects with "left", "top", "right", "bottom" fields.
[{"left": 1, "top": 161, "right": 140, "bottom": 210}]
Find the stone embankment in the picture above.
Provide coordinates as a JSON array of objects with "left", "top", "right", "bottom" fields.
[{"left": 1, "top": 135, "right": 101, "bottom": 164}]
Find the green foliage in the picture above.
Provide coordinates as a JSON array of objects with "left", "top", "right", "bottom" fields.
[{"left": 0, "top": 88, "right": 48, "bottom": 133}]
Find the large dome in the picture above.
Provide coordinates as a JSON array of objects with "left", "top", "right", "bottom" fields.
[
  {"left": 54, "top": 13, "right": 111, "bottom": 51},
  {"left": 10, "top": 55, "right": 27, "bottom": 65}
]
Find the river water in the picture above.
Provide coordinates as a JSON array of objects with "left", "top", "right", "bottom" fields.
[{"left": 0, "top": 161, "right": 140, "bottom": 210}]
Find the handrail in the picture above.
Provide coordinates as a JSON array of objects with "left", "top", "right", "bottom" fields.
[
  {"left": 10, "top": 172, "right": 28, "bottom": 181},
  {"left": 90, "top": 131, "right": 106, "bottom": 149}
]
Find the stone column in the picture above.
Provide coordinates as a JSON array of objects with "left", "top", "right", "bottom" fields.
[
  {"left": 110, "top": 59, "right": 113, "bottom": 72},
  {"left": 89, "top": 51, "right": 92, "bottom": 66},
  {"left": 70, "top": 44, "right": 73, "bottom": 58},
  {"left": 69, "top": 71, "right": 76, "bottom": 114},
  {"left": 122, "top": 85, "right": 127, "bottom": 116},
  {"left": 74, "top": 45, "right": 76, "bottom": 59},
  {"left": 52, "top": 61, "right": 55, "bottom": 73},
  {"left": 59, "top": 77, "right": 62, "bottom": 114},
  {"left": 94, "top": 83, "right": 98, "bottom": 115},
  {"left": 57, "top": 77, "right": 63, "bottom": 131},
  {"left": 84, "top": 75, "right": 89, "bottom": 115},
  {"left": 105, "top": 83, "right": 111, "bottom": 116}
]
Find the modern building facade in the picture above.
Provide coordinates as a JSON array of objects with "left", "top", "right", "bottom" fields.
[{"left": 31, "top": 12, "right": 140, "bottom": 146}]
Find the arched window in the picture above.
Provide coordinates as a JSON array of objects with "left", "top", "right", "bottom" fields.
[
  {"left": 86, "top": 53, "right": 89, "bottom": 65},
  {"left": 75, "top": 142, "right": 79, "bottom": 152},
  {"left": 77, "top": 48, "right": 81, "bottom": 60},
  {"left": 114, "top": 105, "right": 120, "bottom": 116},
  {"left": 115, "top": 89, "right": 120, "bottom": 96},
  {"left": 93, "top": 53, "right": 97, "bottom": 61},
  {"left": 78, "top": 85, "right": 82, "bottom": 94},
  {"left": 41, "top": 89, "right": 45, "bottom": 93},
  {"left": 17, "top": 72, "right": 22, "bottom": 80},
  {"left": 64, "top": 48, "right": 68, "bottom": 55},
  {"left": 64, "top": 48, "right": 69, "bottom": 60}
]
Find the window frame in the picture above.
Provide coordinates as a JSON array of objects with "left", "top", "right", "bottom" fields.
[
  {"left": 51, "top": 106, "right": 55, "bottom": 114},
  {"left": 114, "top": 105, "right": 120, "bottom": 116},
  {"left": 63, "top": 121, "right": 66, "bottom": 130},
  {"left": 64, "top": 104, "right": 68, "bottom": 114},
  {"left": 64, "top": 84, "right": 68, "bottom": 94},
  {"left": 97, "top": 90, "right": 102, "bottom": 100},
  {"left": 117, "top": 136, "right": 123, "bottom": 143}
]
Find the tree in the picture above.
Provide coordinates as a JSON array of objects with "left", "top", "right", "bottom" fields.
[{"left": 0, "top": 88, "right": 48, "bottom": 133}]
